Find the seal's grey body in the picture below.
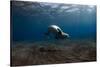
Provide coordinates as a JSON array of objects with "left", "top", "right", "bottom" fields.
[{"left": 45, "top": 25, "right": 69, "bottom": 39}]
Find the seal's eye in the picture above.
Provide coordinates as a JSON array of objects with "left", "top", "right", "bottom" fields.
[{"left": 64, "top": 35, "right": 68, "bottom": 38}]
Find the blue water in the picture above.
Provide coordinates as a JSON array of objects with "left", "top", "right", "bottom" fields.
[{"left": 11, "top": 1, "right": 96, "bottom": 41}]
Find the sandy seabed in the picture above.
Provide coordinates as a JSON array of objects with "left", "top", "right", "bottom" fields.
[{"left": 11, "top": 39, "right": 96, "bottom": 66}]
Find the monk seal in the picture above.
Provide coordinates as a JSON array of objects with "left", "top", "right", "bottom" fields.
[{"left": 45, "top": 25, "right": 70, "bottom": 39}]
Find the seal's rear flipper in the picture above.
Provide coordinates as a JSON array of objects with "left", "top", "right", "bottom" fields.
[
  {"left": 44, "top": 31, "right": 50, "bottom": 36},
  {"left": 45, "top": 32, "right": 49, "bottom": 36},
  {"left": 44, "top": 32, "right": 50, "bottom": 40}
]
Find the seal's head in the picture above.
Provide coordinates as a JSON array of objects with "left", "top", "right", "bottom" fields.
[{"left": 58, "top": 32, "right": 70, "bottom": 39}]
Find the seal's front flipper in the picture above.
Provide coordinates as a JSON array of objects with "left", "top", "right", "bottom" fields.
[
  {"left": 55, "top": 35, "right": 59, "bottom": 39},
  {"left": 57, "top": 28, "right": 62, "bottom": 35}
]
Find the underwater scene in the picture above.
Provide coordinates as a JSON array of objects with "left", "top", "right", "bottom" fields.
[{"left": 11, "top": 1, "right": 96, "bottom": 66}]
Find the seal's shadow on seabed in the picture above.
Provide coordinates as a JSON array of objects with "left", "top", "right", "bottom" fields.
[{"left": 44, "top": 25, "right": 70, "bottom": 40}]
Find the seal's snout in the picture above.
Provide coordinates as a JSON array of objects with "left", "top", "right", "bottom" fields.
[
  {"left": 61, "top": 32, "right": 70, "bottom": 39},
  {"left": 66, "top": 33, "right": 70, "bottom": 38}
]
